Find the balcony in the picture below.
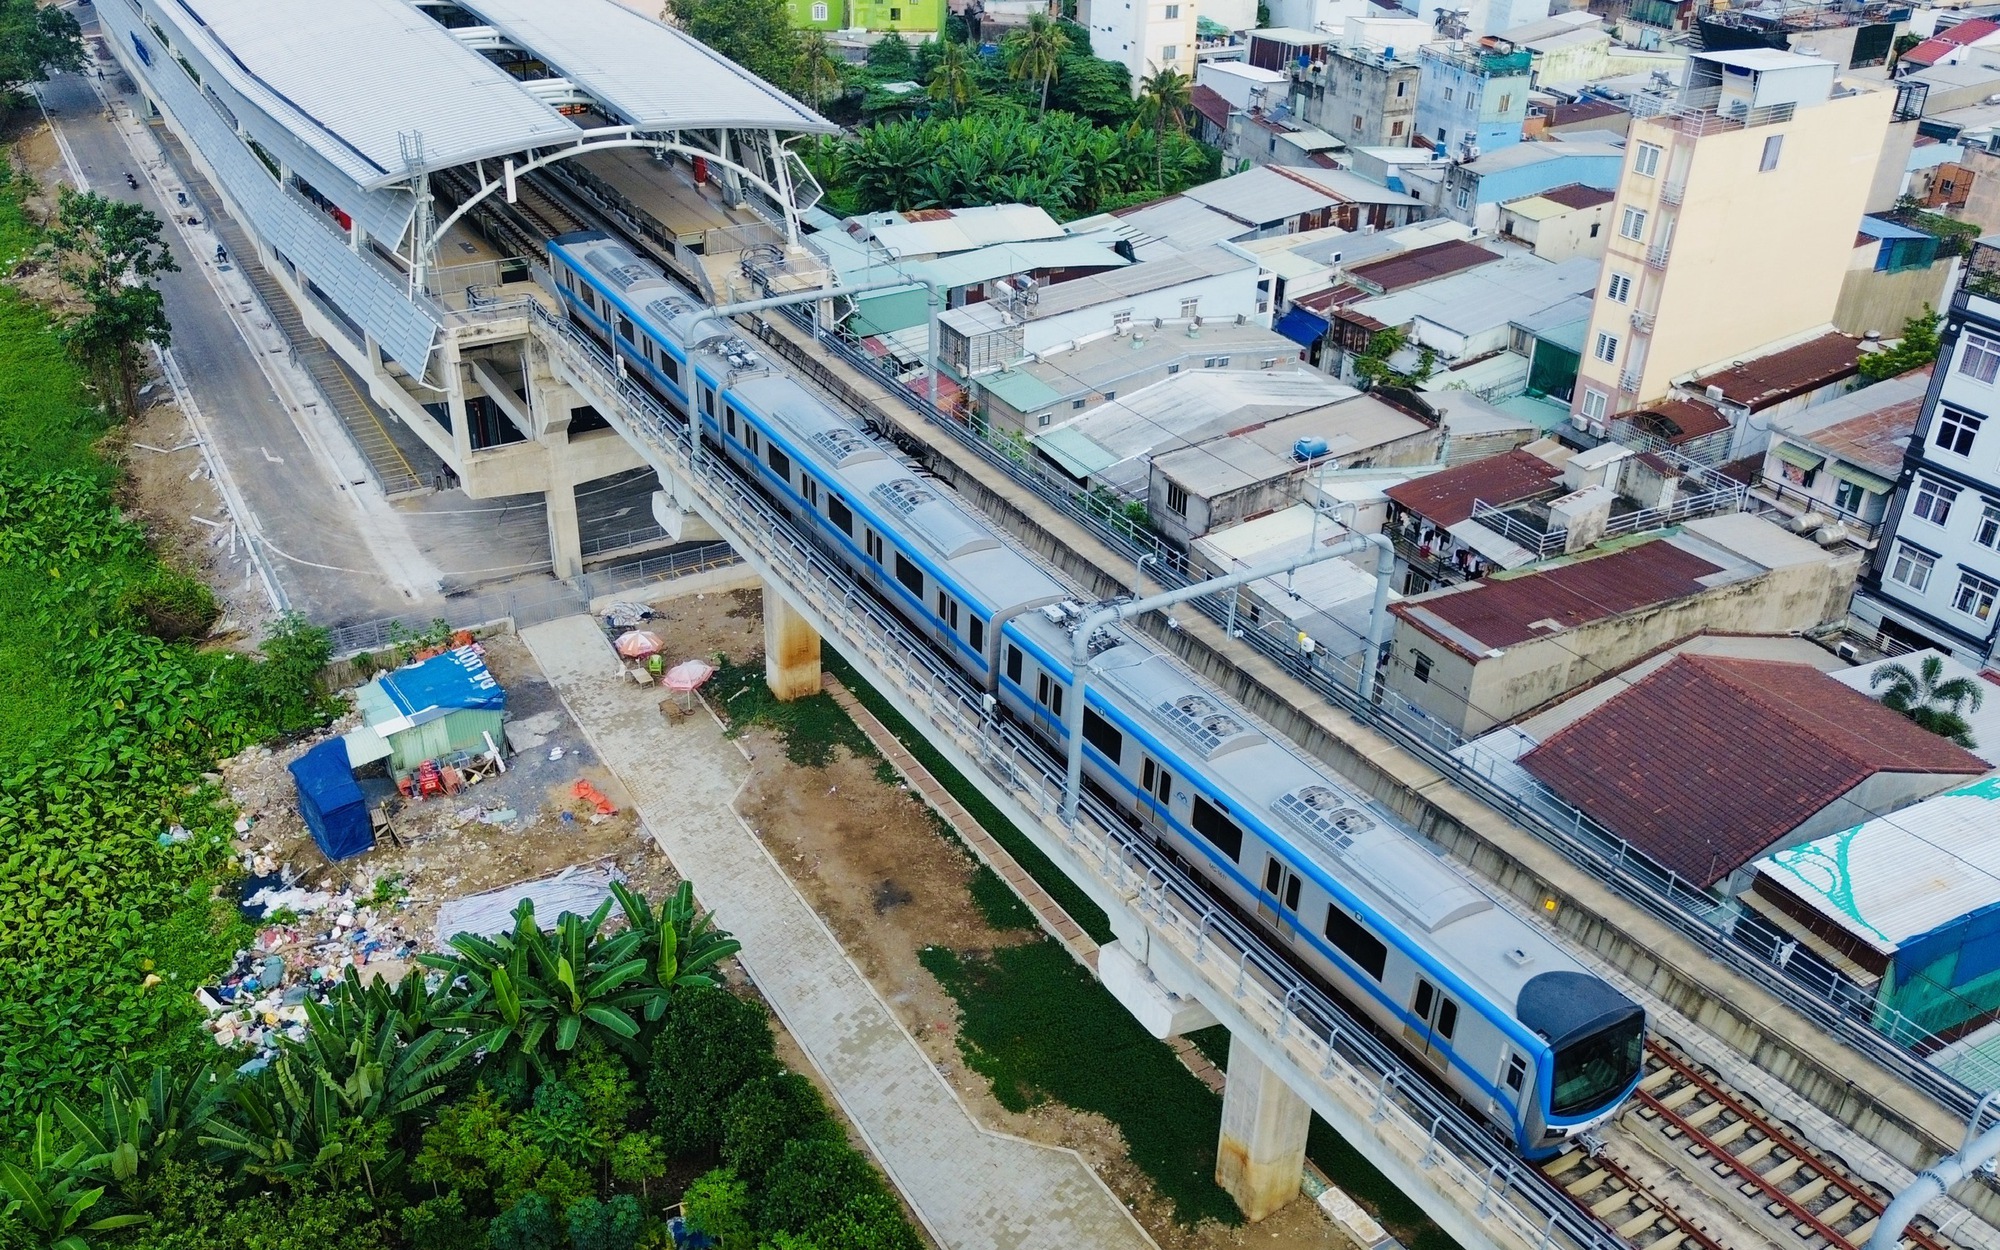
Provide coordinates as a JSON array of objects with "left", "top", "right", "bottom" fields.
[
  {"left": 1659, "top": 181, "right": 1685, "bottom": 206},
  {"left": 1618, "top": 368, "right": 1643, "bottom": 393},
  {"left": 1629, "top": 310, "right": 1655, "bottom": 333},
  {"left": 1644, "top": 243, "right": 1672, "bottom": 269}
]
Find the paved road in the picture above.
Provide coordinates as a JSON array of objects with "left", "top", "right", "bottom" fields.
[{"left": 521, "top": 616, "right": 1159, "bottom": 1250}]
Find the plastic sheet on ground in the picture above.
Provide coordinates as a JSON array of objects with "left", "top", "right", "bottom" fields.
[
  {"left": 603, "top": 601, "right": 656, "bottom": 629},
  {"left": 431, "top": 864, "right": 626, "bottom": 943}
]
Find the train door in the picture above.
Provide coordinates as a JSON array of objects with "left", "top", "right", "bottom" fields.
[
  {"left": 1031, "top": 670, "right": 1065, "bottom": 741},
  {"left": 934, "top": 591, "right": 962, "bottom": 656},
  {"left": 1404, "top": 978, "right": 1458, "bottom": 1073},
  {"left": 1139, "top": 757, "right": 1173, "bottom": 835},
  {"left": 1256, "top": 854, "right": 1303, "bottom": 939}
]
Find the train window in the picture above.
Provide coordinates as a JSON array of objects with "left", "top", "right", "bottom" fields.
[
  {"left": 1263, "top": 858, "right": 1282, "bottom": 894},
  {"left": 1190, "top": 796, "right": 1243, "bottom": 861},
  {"left": 1006, "top": 645, "right": 1023, "bottom": 684},
  {"left": 1036, "top": 673, "right": 1064, "bottom": 716},
  {"left": 1323, "top": 908, "right": 1387, "bottom": 980},
  {"left": 617, "top": 315, "right": 634, "bottom": 340},
  {"left": 1413, "top": 981, "right": 1435, "bottom": 1021},
  {"left": 747, "top": 430, "right": 760, "bottom": 455},
  {"left": 1142, "top": 758, "right": 1172, "bottom": 804},
  {"left": 1505, "top": 1055, "right": 1526, "bottom": 1092},
  {"left": 767, "top": 444, "right": 791, "bottom": 481},
  {"left": 702, "top": 387, "right": 716, "bottom": 419},
  {"left": 1284, "top": 874, "right": 1301, "bottom": 910},
  {"left": 804, "top": 479, "right": 818, "bottom": 507},
  {"left": 1436, "top": 998, "right": 1458, "bottom": 1041},
  {"left": 866, "top": 530, "right": 883, "bottom": 563},
  {"left": 829, "top": 495, "right": 853, "bottom": 535},
  {"left": 894, "top": 553, "right": 924, "bottom": 595},
  {"left": 1082, "top": 707, "right": 1122, "bottom": 764},
  {"left": 662, "top": 355, "right": 680, "bottom": 384},
  {"left": 970, "top": 617, "right": 985, "bottom": 653}
]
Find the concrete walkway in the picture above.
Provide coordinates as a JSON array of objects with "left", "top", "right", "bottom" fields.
[{"left": 520, "top": 617, "right": 1157, "bottom": 1250}]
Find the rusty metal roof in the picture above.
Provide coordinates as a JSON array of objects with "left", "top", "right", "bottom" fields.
[
  {"left": 1348, "top": 239, "right": 1501, "bottom": 293},
  {"left": 1690, "top": 332, "right": 1864, "bottom": 412},
  {"left": 1382, "top": 447, "right": 1562, "bottom": 527}
]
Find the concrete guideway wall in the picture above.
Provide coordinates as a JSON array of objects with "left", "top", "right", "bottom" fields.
[
  {"left": 739, "top": 310, "right": 2000, "bottom": 1235},
  {"left": 527, "top": 302, "right": 1623, "bottom": 1250}
]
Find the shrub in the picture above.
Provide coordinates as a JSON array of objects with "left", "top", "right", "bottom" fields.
[
  {"left": 563, "top": 1037, "right": 642, "bottom": 1132},
  {"left": 489, "top": 1193, "right": 564, "bottom": 1250},
  {"left": 720, "top": 1073, "right": 841, "bottom": 1185},
  {"left": 755, "top": 1139, "right": 880, "bottom": 1235},
  {"left": 679, "top": 1168, "right": 753, "bottom": 1250},
  {"left": 116, "top": 564, "right": 218, "bottom": 641},
  {"left": 645, "top": 989, "right": 778, "bottom": 1158},
  {"left": 522, "top": 1080, "right": 606, "bottom": 1165},
  {"left": 403, "top": 1192, "right": 487, "bottom": 1250},
  {"left": 608, "top": 1132, "right": 667, "bottom": 1196},
  {"left": 567, "top": 1195, "right": 643, "bottom": 1250},
  {"left": 804, "top": 1190, "right": 924, "bottom": 1250}
]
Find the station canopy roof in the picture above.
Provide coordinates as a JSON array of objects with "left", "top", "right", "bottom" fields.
[
  {"left": 176, "top": 0, "right": 581, "bottom": 189},
  {"left": 448, "top": 0, "right": 838, "bottom": 134}
]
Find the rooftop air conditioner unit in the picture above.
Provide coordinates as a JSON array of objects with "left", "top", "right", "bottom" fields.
[{"left": 1836, "top": 641, "right": 1859, "bottom": 662}]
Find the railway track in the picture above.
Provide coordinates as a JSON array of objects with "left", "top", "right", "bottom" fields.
[{"left": 1546, "top": 1042, "right": 1958, "bottom": 1250}]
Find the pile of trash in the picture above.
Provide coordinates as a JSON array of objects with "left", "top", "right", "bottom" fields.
[{"left": 198, "top": 864, "right": 419, "bottom": 1071}]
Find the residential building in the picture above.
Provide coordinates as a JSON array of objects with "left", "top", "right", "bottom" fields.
[
  {"left": 1748, "top": 776, "right": 2000, "bottom": 1040},
  {"left": 1754, "top": 366, "right": 1925, "bottom": 547},
  {"left": 969, "top": 318, "right": 1303, "bottom": 434},
  {"left": 1089, "top": 0, "right": 1198, "bottom": 89},
  {"left": 1496, "top": 183, "right": 1614, "bottom": 261},
  {"left": 1526, "top": 97, "right": 1633, "bottom": 139},
  {"left": 1246, "top": 27, "right": 1333, "bottom": 73},
  {"left": 1835, "top": 217, "right": 1956, "bottom": 340},
  {"left": 1517, "top": 654, "right": 1985, "bottom": 888},
  {"left": 844, "top": 0, "right": 946, "bottom": 31},
  {"left": 1328, "top": 250, "right": 1601, "bottom": 380},
  {"left": 1418, "top": 138, "right": 1626, "bottom": 228},
  {"left": 1387, "top": 516, "right": 1862, "bottom": 738},
  {"left": 1858, "top": 254, "right": 2000, "bottom": 663},
  {"left": 789, "top": 0, "right": 842, "bottom": 28},
  {"left": 1898, "top": 16, "right": 2000, "bottom": 74},
  {"left": 1147, "top": 393, "right": 1439, "bottom": 543},
  {"left": 1495, "top": 12, "right": 1612, "bottom": 87},
  {"left": 1414, "top": 42, "right": 1533, "bottom": 157},
  {"left": 1680, "top": 331, "right": 1867, "bottom": 456},
  {"left": 1380, "top": 444, "right": 1568, "bottom": 584},
  {"left": 1286, "top": 36, "right": 1425, "bottom": 149},
  {"left": 1191, "top": 502, "right": 1401, "bottom": 660},
  {"left": 1195, "top": 60, "right": 1289, "bottom": 111},
  {"left": 1570, "top": 50, "right": 1893, "bottom": 430}
]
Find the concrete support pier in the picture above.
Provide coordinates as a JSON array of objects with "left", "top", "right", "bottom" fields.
[
  {"left": 1217, "top": 1034, "right": 1311, "bottom": 1222},
  {"left": 763, "top": 582, "right": 821, "bottom": 701},
  {"left": 546, "top": 478, "right": 582, "bottom": 579}
]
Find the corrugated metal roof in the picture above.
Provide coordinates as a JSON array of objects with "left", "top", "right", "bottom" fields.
[
  {"left": 857, "top": 205, "right": 1066, "bottom": 257},
  {"left": 1349, "top": 255, "right": 1601, "bottom": 339},
  {"left": 1383, "top": 446, "right": 1562, "bottom": 526},
  {"left": 1182, "top": 167, "right": 1343, "bottom": 226},
  {"left": 1349, "top": 239, "right": 1500, "bottom": 292},
  {"left": 1034, "top": 426, "right": 1119, "bottom": 477},
  {"left": 1754, "top": 777, "right": 2000, "bottom": 954},
  {"left": 452, "top": 0, "right": 835, "bottom": 133},
  {"left": 170, "top": 0, "right": 580, "bottom": 188},
  {"left": 1690, "top": 332, "right": 1864, "bottom": 411}
]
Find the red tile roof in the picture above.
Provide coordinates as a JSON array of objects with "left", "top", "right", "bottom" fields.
[
  {"left": 1348, "top": 239, "right": 1501, "bottom": 293},
  {"left": 1383, "top": 448, "right": 1563, "bottom": 527},
  {"left": 1519, "top": 656, "right": 1988, "bottom": 888},
  {"left": 1191, "top": 85, "right": 1233, "bottom": 130},
  {"left": 1536, "top": 182, "right": 1615, "bottom": 210},
  {"left": 1393, "top": 538, "right": 1723, "bottom": 653},
  {"left": 1690, "top": 333, "right": 1864, "bottom": 412}
]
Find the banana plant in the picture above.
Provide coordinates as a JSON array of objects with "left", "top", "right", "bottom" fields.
[
  {"left": 609, "top": 881, "right": 743, "bottom": 1018},
  {"left": 50, "top": 1062, "right": 229, "bottom": 1195},
  {"left": 0, "top": 1114, "right": 149, "bottom": 1250}
]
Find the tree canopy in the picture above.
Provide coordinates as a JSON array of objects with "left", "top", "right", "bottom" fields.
[
  {"left": 0, "top": 0, "right": 82, "bottom": 105},
  {"left": 1859, "top": 306, "right": 1942, "bottom": 381}
]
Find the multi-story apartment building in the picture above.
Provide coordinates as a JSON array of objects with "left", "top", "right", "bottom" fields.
[
  {"left": 1413, "top": 42, "right": 1531, "bottom": 158},
  {"left": 1570, "top": 49, "right": 1891, "bottom": 433},
  {"left": 1856, "top": 265, "right": 2000, "bottom": 665},
  {"left": 788, "top": 0, "right": 945, "bottom": 30},
  {"left": 1089, "top": 0, "right": 1197, "bottom": 88},
  {"left": 1287, "top": 39, "right": 1422, "bottom": 148}
]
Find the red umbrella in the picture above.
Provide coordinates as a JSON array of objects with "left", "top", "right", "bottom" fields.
[
  {"left": 662, "top": 659, "right": 714, "bottom": 692},
  {"left": 615, "top": 630, "right": 664, "bottom": 659}
]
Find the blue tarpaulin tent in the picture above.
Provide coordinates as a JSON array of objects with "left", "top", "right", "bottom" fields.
[
  {"left": 289, "top": 739, "right": 373, "bottom": 861},
  {"left": 1273, "top": 306, "right": 1330, "bottom": 349}
]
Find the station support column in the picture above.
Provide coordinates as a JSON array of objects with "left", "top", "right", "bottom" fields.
[
  {"left": 546, "top": 478, "right": 582, "bottom": 581},
  {"left": 1216, "top": 1035, "right": 1311, "bottom": 1222},
  {"left": 762, "top": 582, "right": 821, "bottom": 701}
]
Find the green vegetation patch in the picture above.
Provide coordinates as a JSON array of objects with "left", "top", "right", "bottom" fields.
[
  {"left": 920, "top": 940, "right": 1242, "bottom": 1227},
  {"left": 710, "top": 654, "right": 877, "bottom": 767}
]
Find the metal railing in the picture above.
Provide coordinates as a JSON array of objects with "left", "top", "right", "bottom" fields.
[
  {"left": 1752, "top": 479, "right": 1887, "bottom": 543},
  {"left": 528, "top": 298, "right": 1624, "bottom": 1250},
  {"left": 1468, "top": 500, "right": 1567, "bottom": 558},
  {"left": 740, "top": 297, "right": 1996, "bottom": 1122}
]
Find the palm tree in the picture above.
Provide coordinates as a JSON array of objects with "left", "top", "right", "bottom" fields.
[
  {"left": 793, "top": 29, "right": 844, "bottom": 110},
  {"left": 1871, "top": 654, "right": 1985, "bottom": 748},
  {"left": 1004, "top": 12, "right": 1070, "bottom": 116},
  {"left": 1137, "top": 64, "right": 1192, "bottom": 183},
  {"left": 927, "top": 40, "right": 978, "bottom": 115}
]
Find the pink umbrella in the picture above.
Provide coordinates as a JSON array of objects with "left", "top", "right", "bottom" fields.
[
  {"left": 662, "top": 659, "right": 715, "bottom": 692},
  {"left": 615, "top": 630, "right": 664, "bottom": 659}
]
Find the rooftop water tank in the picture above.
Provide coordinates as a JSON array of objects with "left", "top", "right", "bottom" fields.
[{"left": 1293, "top": 436, "right": 1330, "bottom": 461}]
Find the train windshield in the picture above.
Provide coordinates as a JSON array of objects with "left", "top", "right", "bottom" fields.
[{"left": 1549, "top": 1013, "right": 1644, "bottom": 1117}]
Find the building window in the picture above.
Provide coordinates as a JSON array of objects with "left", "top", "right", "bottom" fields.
[
  {"left": 1391, "top": 120, "right": 1404, "bottom": 136},
  {"left": 1978, "top": 500, "right": 2000, "bottom": 548},
  {"left": 1497, "top": 93, "right": 1511, "bottom": 112},
  {"left": 1113, "top": 308, "right": 1134, "bottom": 331},
  {"left": 1915, "top": 475, "right": 1961, "bottom": 525},
  {"left": 1593, "top": 331, "right": 1619, "bottom": 364},
  {"left": 1962, "top": 331, "right": 2000, "bottom": 383},
  {"left": 1164, "top": 2, "right": 1178, "bottom": 13},
  {"left": 1167, "top": 362, "right": 1180, "bottom": 374},
  {"left": 1204, "top": 355, "right": 1229, "bottom": 367},
  {"left": 1759, "top": 134, "right": 1783, "bottom": 172},
  {"left": 1619, "top": 207, "right": 1648, "bottom": 241},
  {"left": 1180, "top": 296, "right": 1199, "bottom": 318},
  {"left": 1166, "top": 482, "right": 1189, "bottom": 516},
  {"left": 1835, "top": 478, "right": 1871, "bottom": 516},
  {"left": 812, "top": 1, "right": 828, "bottom": 17},
  {"left": 1606, "top": 272, "right": 1632, "bottom": 303},
  {"left": 1590, "top": 222, "right": 1600, "bottom": 237},
  {"left": 1937, "top": 406, "right": 1984, "bottom": 456},
  {"left": 1580, "top": 388, "right": 1608, "bottom": 422},
  {"left": 1261, "top": 356, "right": 1279, "bottom": 368},
  {"left": 1396, "top": 80, "right": 1407, "bottom": 96},
  {"left": 1353, "top": 114, "right": 1365, "bottom": 131},
  {"left": 1411, "top": 651, "right": 1432, "bottom": 683},
  {"left": 1633, "top": 141, "right": 1661, "bottom": 177},
  {"left": 1436, "top": 127, "right": 1447, "bottom": 142},
  {"left": 1444, "top": 87, "right": 1454, "bottom": 101},
  {"left": 1454, "top": 187, "right": 1471, "bottom": 209},
  {"left": 889, "top": 4, "right": 901, "bottom": 16},
  {"left": 1037, "top": 413, "right": 1052, "bottom": 427},
  {"left": 1073, "top": 398, "right": 1087, "bottom": 409},
  {"left": 1890, "top": 542, "right": 1935, "bottom": 592},
  {"left": 1955, "top": 569, "right": 2000, "bottom": 620},
  {"left": 1161, "top": 44, "right": 1177, "bottom": 60}
]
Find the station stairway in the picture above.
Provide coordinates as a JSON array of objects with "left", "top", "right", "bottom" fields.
[{"left": 149, "top": 123, "right": 436, "bottom": 498}]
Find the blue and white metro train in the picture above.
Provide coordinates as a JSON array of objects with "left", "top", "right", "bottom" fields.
[{"left": 547, "top": 231, "right": 1646, "bottom": 1156}]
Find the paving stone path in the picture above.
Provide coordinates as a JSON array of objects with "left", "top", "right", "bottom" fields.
[{"left": 519, "top": 617, "right": 1158, "bottom": 1250}]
